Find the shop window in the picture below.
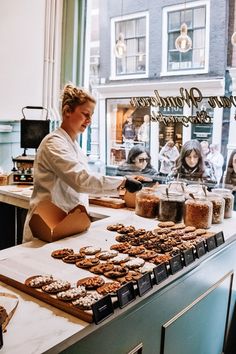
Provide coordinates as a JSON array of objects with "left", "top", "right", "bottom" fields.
[
  {"left": 106, "top": 98, "right": 151, "bottom": 173},
  {"left": 162, "top": 1, "right": 210, "bottom": 76},
  {"left": 111, "top": 12, "right": 148, "bottom": 79},
  {"left": 158, "top": 106, "right": 183, "bottom": 152}
]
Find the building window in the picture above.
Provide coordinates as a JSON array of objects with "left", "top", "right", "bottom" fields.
[
  {"left": 162, "top": 1, "right": 210, "bottom": 76},
  {"left": 111, "top": 12, "right": 149, "bottom": 80}
]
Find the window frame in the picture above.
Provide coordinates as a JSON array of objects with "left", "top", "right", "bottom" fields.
[
  {"left": 161, "top": 0, "right": 210, "bottom": 77},
  {"left": 110, "top": 11, "right": 149, "bottom": 80}
]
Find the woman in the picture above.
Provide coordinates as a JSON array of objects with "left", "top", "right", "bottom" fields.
[
  {"left": 207, "top": 143, "right": 224, "bottom": 184},
  {"left": 225, "top": 149, "right": 236, "bottom": 186},
  {"left": 23, "top": 84, "right": 141, "bottom": 242},
  {"left": 225, "top": 149, "right": 236, "bottom": 210},
  {"left": 117, "top": 145, "right": 158, "bottom": 177},
  {"left": 168, "top": 140, "right": 217, "bottom": 184}
]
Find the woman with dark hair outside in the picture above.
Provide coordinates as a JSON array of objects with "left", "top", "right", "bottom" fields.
[
  {"left": 117, "top": 145, "right": 158, "bottom": 177},
  {"left": 168, "top": 139, "right": 217, "bottom": 184},
  {"left": 225, "top": 149, "right": 236, "bottom": 210}
]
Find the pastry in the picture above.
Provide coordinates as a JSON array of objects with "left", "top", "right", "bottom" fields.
[
  {"left": 56, "top": 286, "right": 86, "bottom": 301},
  {"left": 127, "top": 246, "right": 145, "bottom": 256},
  {"left": 157, "top": 221, "right": 175, "bottom": 228},
  {"left": 77, "top": 276, "right": 105, "bottom": 289},
  {"left": 154, "top": 228, "right": 172, "bottom": 235},
  {"left": 97, "top": 281, "right": 121, "bottom": 295},
  {"left": 107, "top": 223, "right": 124, "bottom": 231},
  {"left": 51, "top": 248, "right": 74, "bottom": 259},
  {"left": 181, "top": 232, "right": 197, "bottom": 241},
  {"left": 110, "top": 242, "right": 131, "bottom": 253},
  {"left": 90, "top": 263, "right": 114, "bottom": 274},
  {"left": 62, "top": 253, "right": 85, "bottom": 263},
  {"left": 80, "top": 246, "right": 101, "bottom": 255},
  {"left": 117, "top": 270, "right": 142, "bottom": 284},
  {"left": 72, "top": 292, "right": 103, "bottom": 310},
  {"left": 203, "top": 232, "right": 215, "bottom": 238},
  {"left": 115, "top": 234, "right": 130, "bottom": 243},
  {"left": 25, "top": 275, "right": 54, "bottom": 288},
  {"left": 117, "top": 226, "right": 136, "bottom": 234},
  {"left": 152, "top": 254, "right": 171, "bottom": 265},
  {"left": 195, "top": 229, "right": 207, "bottom": 236},
  {"left": 0, "top": 306, "right": 7, "bottom": 326},
  {"left": 96, "top": 250, "right": 118, "bottom": 260},
  {"left": 139, "top": 263, "right": 156, "bottom": 274},
  {"left": 184, "top": 226, "right": 196, "bottom": 233},
  {"left": 75, "top": 257, "right": 100, "bottom": 269},
  {"left": 42, "top": 280, "right": 71, "bottom": 294}
]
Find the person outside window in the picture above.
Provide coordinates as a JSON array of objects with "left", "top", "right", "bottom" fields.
[
  {"left": 117, "top": 145, "right": 158, "bottom": 177},
  {"left": 159, "top": 140, "right": 179, "bottom": 176},
  {"left": 225, "top": 149, "right": 236, "bottom": 210},
  {"left": 122, "top": 116, "right": 136, "bottom": 158},
  {"left": 207, "top": 143, "right": 224, "bottom": 185},
  {"left": 168, "top": 139, "right": 217, "bottom": 185},
  {"left": 137, "top": 114, "right": 150, "bottom": 149}
]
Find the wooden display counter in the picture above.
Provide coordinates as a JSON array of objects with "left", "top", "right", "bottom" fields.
[{"left": 0, "top": 186, "right": 236, "bottom": 354}]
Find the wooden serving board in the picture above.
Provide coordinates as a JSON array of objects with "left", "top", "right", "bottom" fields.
[
  {"left": 89, "top": 197, "right": 126, "bottom": 209},
  {"left": 0, "top": 274, "right": 93, "bottom": 323}
]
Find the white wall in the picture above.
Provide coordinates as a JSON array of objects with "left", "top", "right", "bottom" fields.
[{"left": 0, "top": 0, "right": 46, "bottom": 120}]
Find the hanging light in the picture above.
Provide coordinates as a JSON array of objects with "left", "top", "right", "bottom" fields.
[
  {"left": 231, "top": 32, "right": 236, "bottom": 46},
  {"left": 175, "top": 22, "right": 192, "bottom": 53},
  {"left": 115, "top": 32, "right": 127, "bottom": 58}
]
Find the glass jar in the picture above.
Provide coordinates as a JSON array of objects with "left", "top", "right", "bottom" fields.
[
  {"left": 184, "top": 196, "right": 213, "bottom": 229},
  {"left": 207, "top": 193, "right": 225, "bottom": 224},
  {"left": 159, "top": 192, "right": 185, "bottom": 223},
  {"left": 135, "top": 188, "right": 160, "bottom": 218},
  {"left": 212, "top": 188, "right": 234, "bottom": 218},
  {"left": 185, "top": 184, "right": 205, "bottom": 195},
  {"left": 168, "top": 181, "right": 186, "bottom": 193}
]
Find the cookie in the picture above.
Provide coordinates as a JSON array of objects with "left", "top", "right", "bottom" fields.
[
  {"left": 195, "top": 229, "right": 207, "bottom": 236},
  {"left": 97, "top": 282, "right": 121, "bottom": 296},
  {"left": 76, "top": 257, "right": 100, "bottom": 269},
  {"left": 127, "top": 246, "right": 146, "bottom": 256},
  {"left": 104, "top": 265, "right": 128, "bottom": 279},
  {"left": 152, "top": 254, "right": 171, "bottom": 265},
  {"left": 96, "top": 250, "right": 118, "bottom": 260},
  {"left": 118, "top": 270, "right": 142, "bottom": 284},
  {"left": 56, "top": 286, "right": 86, "bottom": 301},
  {"left": 90, "top": 263, "right": 114, "bottom": 274},
  {"left": 158, "top": 221, "right": 175, "bottom": 228},
  {"left": 107, "top": 223, "right": 124, "bottom": 231},
  {"left": 171, "top": 223, "right": 186, "bottom": 230},
  {"left": 139, "top": 263, "right": 156, "bottom": 274},
  {"left": 80, "top": 246, "right": 101, "bottom": 255},
  {"left": 42, "top": 280, "right": 71, "bottom": 294},
  {"left": 117, "top": 226, "right": 136, "bottom": 234},
  {"left": 25, "top": 275, "right": 54, "bottom": 288},
  {"left": 72, "top": 292, "right": 103, "bottom": 310},
  {"left": 203, "top": 232, "right": 216, "bottom": 238},
  {"left": 62, "top": 253, "right": 85, "bottom": 263},
  {"left": 182, "top": 232, "right": 197, "bottom": 241},
  {"left": 115, "top": 234, "right": 130, "bottom": 243},
  {"left": 109, "top": 254, "right": 130, "bottom": 264},
  {"left": 77, "top": 276, "right": 105, "bottom": 289},
  {"left": 51, "top": 248, "right": 74, "bottom": 259},
  {"left": 154, "top": 228, "right": 172, "bottom": 235},
  {"left": 138, "top": 250, "right": 158, "bottom": 260},
  {"left": 125, "top": 258, "right": 145, "bottom": 269},
  {"left": 184, "top": 226, "right": 196, "bottom": 233},
  {"left": 110, "top": 242, "right": 131, "bottom": 253}
]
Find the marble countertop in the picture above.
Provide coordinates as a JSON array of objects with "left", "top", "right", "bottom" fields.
[{"left": 0, "top": 185, "right": 236, "bottom": 353}]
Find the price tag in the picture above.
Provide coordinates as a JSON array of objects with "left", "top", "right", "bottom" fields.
[
  {"left": 206, "top": 235, "right": 217, "bottom": 251},
  {"left": 92, "top": 295, "right": 114, "bottom": 324},
  {"left": 169, "top": 254, "right": 183, "bottom": 274},
  {"left": 137, "top": 273, "right": 152, "bottom": 297},
  {"left": 153, "top": 263, "right": 168, "bottom": 284},
  {"left": 214, "top": 231, "right": 225, "bottom": 246},
  {"left": 195, "top": 241, "right": 206, "bottom": 258},
  {"left": 117, "top": 282, "right": 136, "bottom": 308},
  {"left": 183, "top": 248, "right": 195, "bottom": 266}
]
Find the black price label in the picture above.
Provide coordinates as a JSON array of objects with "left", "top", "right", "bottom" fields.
[
  {"left": 183, "top": 248, "right": 195, "bottom": 266},
  {"left": 137, "top": 273, "right": 152, "bottom": 296},
  {"left": 195, "top": 241, "right": 206, "bottom": 258},
  {"left": 153, "top": 263, "right": 168, "bottom": 284},
  {"left": 92, "top": 295, "right": 114, "bottom": 324},
  {"left": 169, "top": 254, "right": 183, "bottom": 274},
  {"left": 117, "top": 282, "right": 136, "bottom": 308},
  {"left": 206, "top": 236, "right": 217, "bottom": 251},
  {"left": 214, "top": 231, "right": 225, "bottom": 246}
]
